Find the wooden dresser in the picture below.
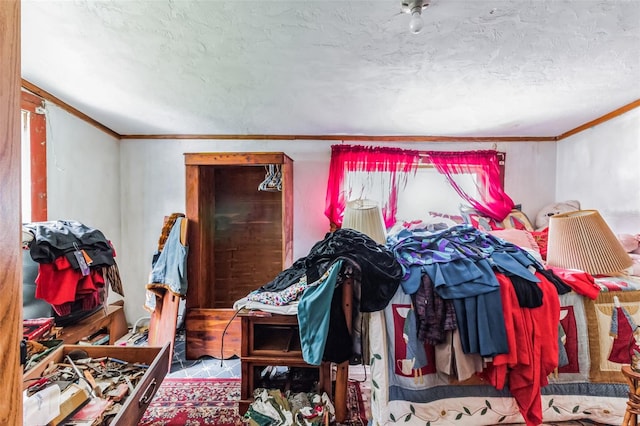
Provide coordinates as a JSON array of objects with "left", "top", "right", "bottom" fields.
[
  {"left": 23, "top": 343, "right": 171, "bottom": 425},
  {"left": 22, "top": 304, "right": 169, "bottom": 425}
]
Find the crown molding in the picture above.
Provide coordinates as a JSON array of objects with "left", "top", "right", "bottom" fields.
[
  {"left": 21, "top": 79, "right": 121, "bottom": 139},
  {"left": 119, "top": 134, "right": 556, "bottom": 142},
  {"left": 556, "top": 99, "right": 640, "bottom": 141},
  {"left": 21, "top": 80, "right": 638, "bottom": 143}
]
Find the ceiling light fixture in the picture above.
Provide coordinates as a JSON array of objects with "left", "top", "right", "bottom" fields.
[{"left": 402, "top": 0, "right": 430, "bottom": 34}]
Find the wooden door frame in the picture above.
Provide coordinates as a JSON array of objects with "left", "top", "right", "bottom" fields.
[{"left": 0, "top": 1, "right": 23, "bottom": 424}]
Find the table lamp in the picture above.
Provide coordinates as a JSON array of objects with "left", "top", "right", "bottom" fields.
[
  {"left": 546, "top": 210, "right": 633, "bottom": 275},
  {"left": 342, "top": 199, "right": 387, "bottom": 245}
]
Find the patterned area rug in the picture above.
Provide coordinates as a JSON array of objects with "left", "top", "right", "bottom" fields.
[
  {"left": 140, "top": 378, "right": 244, "bottom": 426},
  {"left": 341, "top": 380, "right": 368, "bottom": 426},
  {"left": 139, "top": 378, "right": 368, "bottom": 425}
]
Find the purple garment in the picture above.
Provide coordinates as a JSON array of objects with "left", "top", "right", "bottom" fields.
[{"left": 412, "top": 273, "right": 457, "bottom": 345}]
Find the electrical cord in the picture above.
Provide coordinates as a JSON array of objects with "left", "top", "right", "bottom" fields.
[{"left": 220, "top": 309, "right": 241, "bottom": 366}]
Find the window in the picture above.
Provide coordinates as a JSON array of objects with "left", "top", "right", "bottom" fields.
[
  {"left": 21, "top": 91, "right": 47, "bottom": 223},
  {"left": 347, "top": 165, "right": 478, "bottom": 224},
  {"left": 326, "top": 145, "right": 511, "bottom": 228},
  {"left": 395, "top": 165, "right": 478, "bottom": 221}
]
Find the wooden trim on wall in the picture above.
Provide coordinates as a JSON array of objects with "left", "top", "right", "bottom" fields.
[
  {"left": 21, "top": 79, "right": 121, "bottom": 139},
  {"left": 185, "top": 151, "right": 290, "bottom": 166},
  {"left": 122, "top": 134, "right": 556, "bottom": 142},
  {"left": 1, "top": 1, "right": 24, "bottom": 425},
  {"left": 556, "top": 99, "right": 640, "bottom": 141},
  {"left": 20, "top": 79, "right": 639, "bottom": 143}
]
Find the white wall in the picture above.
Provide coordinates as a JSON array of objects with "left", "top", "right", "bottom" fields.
[
  {"left": 556, "top": 108, "right": 640, "bottom": 234},
  {"left": 44, "top": 102, "right": 122, "bottom": 302},
  {"left": 118, "top": 139, "right": 556, "bottom": 324},
  {"left": 39, "top": 103, "right": 639, "bottom": 329}
]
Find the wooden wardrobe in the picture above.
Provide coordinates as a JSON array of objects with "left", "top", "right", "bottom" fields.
[{"left": 183, "top": 152, "right": 293, "bottom": 359}]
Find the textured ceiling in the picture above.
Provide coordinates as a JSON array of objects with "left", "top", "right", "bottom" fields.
[{"left": 21, "top": 0, "right": 640, "bottom": 137}]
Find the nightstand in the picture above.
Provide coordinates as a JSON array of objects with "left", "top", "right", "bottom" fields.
[{"left": 238, "top": 312, "right": 348, "bottom": 422}]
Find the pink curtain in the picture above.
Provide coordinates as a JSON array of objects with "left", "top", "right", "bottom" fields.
[
  {"left": 324, "top": 144, "right": 420, "bottom": 227},
  {"left": 427, "top": 150, "right": 514, "bottom": 221}
]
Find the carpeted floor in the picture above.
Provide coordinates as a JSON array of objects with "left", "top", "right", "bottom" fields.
[
  {"left": 139, "top": 377, "right": 368, "bottom": 425},
  {"left": 342, "top": 380, "right": 368, "bottom": 426},
  {"left": 140, "top": 378, "right": 243, "bottom": 426}
]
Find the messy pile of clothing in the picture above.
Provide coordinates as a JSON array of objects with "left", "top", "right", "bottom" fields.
[
  {"left": 244, "top": 387, "right": 335, "bottom": 426},
  {"left": 23, "top": 220, "right": 124, "bottom": 316},
  {"left": 388, "top": 224, "right": 577, "bottom": 426},
  {"left": 235, "top": 228, "right": 403, "bottom": 366}
]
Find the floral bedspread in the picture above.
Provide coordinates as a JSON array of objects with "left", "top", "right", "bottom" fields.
[{"left": 368, "top": 287, "right": 631, "bottom": 425}]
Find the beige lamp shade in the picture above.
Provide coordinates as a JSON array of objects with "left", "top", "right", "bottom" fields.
[
  {"left": 546, "top": 210, "right": 633, "bottom": 275},
  {"left": 342, "top": 199, "right": 387, "bottom": 245}
]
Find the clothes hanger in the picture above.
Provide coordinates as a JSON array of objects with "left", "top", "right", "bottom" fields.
[{"left": 258, "top": 164, "right": 282, "bottom": 192}]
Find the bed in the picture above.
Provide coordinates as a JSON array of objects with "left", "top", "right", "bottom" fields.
[{"left": 367, "top": 223, "right": 638, "bottom": 426}]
